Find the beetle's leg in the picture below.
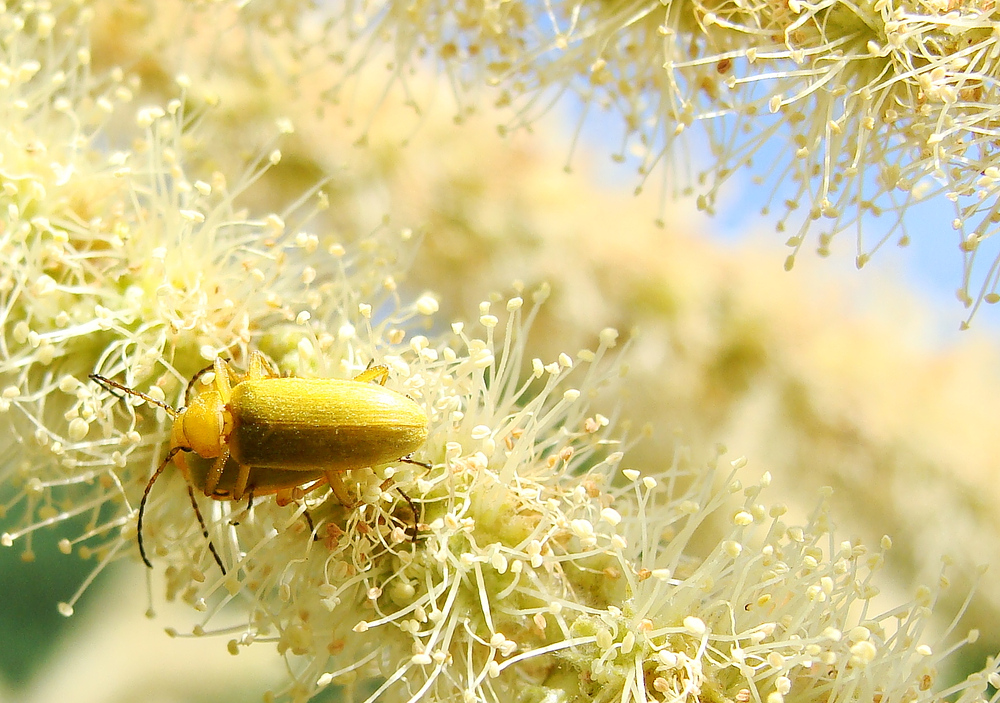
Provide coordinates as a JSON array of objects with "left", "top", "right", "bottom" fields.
[
  {"left": 352, "top": 364, "right": 389, "bottom": 386},
  {"left": 273, "top": 487, "right": 321, "bottom": 540},
  {"left": 378, "top": 478, "right": 420, "bottom": 543},
  {"left": 379, "top": 457, "right": 427, "bottom": 542},
  {"left": 270, "top": 479, "right": 324, "bottom": 508},
  {"left": 246, "top": 350, "right": 279, "bottom": 380},
  {"left": 213, "top": 357, "right": 234, "bottom": 404},
  {"left": 231, "top": 456, "right": 252, "bottom": 502},
  {"left": 390, "top": 456, "right": 429, "bottom": 540},
  {"left": 201, "top": 448, "right": 230, "bottom": 497},
  {"left": 229, "top": 490, "right": 255, "bottom": 527},
  {"left": 186, "top": 483, "right": 227, "bottom": 575},
  {"left": 137, "top": 446, "right": 182, "bottom": 568},
  {"left": 399, "top": 454, "right": 432, "bottom": 471},
  {"left": 398, "top": 487, "right": 420, "bottom": 543},
  {"left": 303, "top": 509, "right": 317, "bottom": 538},
  {"left": 326, "top": 471, "right": 357, "bottom": 508}
]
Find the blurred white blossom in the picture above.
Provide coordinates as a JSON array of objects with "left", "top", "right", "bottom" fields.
[{"left": 262, "top": 0, "right": 1000, "bottom": 322}]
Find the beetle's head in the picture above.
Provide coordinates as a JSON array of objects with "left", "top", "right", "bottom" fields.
[{"left": 172, "top": 391, "right": 229, "bottom": 458}]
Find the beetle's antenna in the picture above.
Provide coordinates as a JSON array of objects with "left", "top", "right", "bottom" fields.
[
  {"left": 183, "top": 362, "right": 218, "bottom": 406},
  {"left": 185, "top": 484, "right": 227, "bottom": 575},
  {"left": 137, "top": 446, "right": 182, "bottom": 568},
  {"left": 89, "top": 374, "right": 180, "bottom": 417}
]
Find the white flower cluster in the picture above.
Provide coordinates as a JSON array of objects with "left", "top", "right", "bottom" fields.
[{"left": 144, "top": 312, "right": 1000, "bottom": 703}]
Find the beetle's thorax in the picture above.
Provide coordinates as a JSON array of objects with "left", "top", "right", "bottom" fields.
[{"left": 173, "top": 391, "right": 234, "bottom": 458}]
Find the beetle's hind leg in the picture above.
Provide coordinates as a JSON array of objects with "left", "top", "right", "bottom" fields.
[
  {"left": 399, "top": 454, "right": 432, "bottom": 471},
  {"left": 325, "top": 469, "right": 419, "bottom": 541},
  {"left": 325, "top": 471, "right": 357, "bottom": 509},
  {"left": 274, "top": 484, "right": 324, "bottom": 540},
  {"left": 381, "top": 482, "right": 420, "bottom": 543},
  {"left": 381, "top": 456, "right": 429, "bottom": 542},
  {"left": 302, "top": 508, "right": 317, "bottom": 538}
]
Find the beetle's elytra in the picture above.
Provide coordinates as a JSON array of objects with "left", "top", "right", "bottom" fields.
[
  {"left": 227, "top": 377, "right": 427, "bottom": 474},
  {"left": 90, "top": 351, "right": 429, "bottom": 573}
]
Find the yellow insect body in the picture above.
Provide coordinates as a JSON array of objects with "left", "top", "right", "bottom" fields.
[
  {"left": 229, "top": 377, "right": 428, "bottom": 474},
  {"left": 176, "top": 352, "right": 428, "bottom": 503},
  {"left": 91, "top": 351, "right": 429, "bottom": 572}
]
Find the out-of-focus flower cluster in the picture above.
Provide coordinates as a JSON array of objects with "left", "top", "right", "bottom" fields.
[{"left": 250, "top": 0, "right": 1000, "bottom": 323}]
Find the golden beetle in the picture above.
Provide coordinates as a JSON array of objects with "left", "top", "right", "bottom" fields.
[{"left": 91, "top": 351, "right": 428, "bottom": 572}]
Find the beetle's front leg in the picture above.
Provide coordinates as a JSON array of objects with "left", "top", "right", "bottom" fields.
[
  {"left": 202, "top": 448, "right": 231, "bottom": 497},
  {"left": 231, "top": 455, "right": 253, "bottom": 501}
]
